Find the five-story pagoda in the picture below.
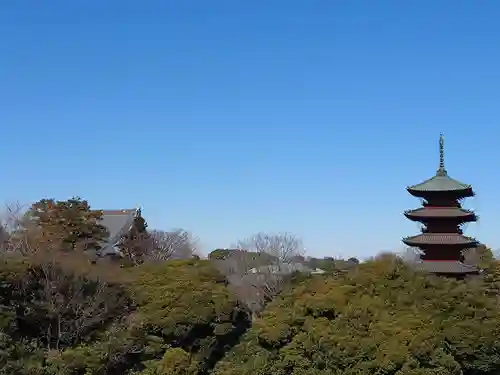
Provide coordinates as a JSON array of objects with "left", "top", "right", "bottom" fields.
[{"left": 402, "top": 134, "right": 479, "bottom": 277}]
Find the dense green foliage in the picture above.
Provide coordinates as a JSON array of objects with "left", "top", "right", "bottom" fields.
[
  {"left": 0, "top": 256, "right": 250, "bottom": 375},
  {"left": 26, "top": 197, "right": 109, "bottom": 252},
  {"left": 214, "top": 256, "right": 500, "bottom": 375},
  {"left": 208, "top": 249, "right": 276, "bottom": 268},
  {"left": 118, "top": 214, "right": 150, "bottom": 264},
  {"left": 3, "top": 247, "right": 500, "bottom": 374},
  {"left": 2, "top": 197, "right": 500, "bottom": 374}
]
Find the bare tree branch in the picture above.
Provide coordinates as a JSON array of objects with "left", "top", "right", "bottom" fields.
[
  {"left": 0, "top": 201, "right": 28, "bottom": 232},
  {"left": 144, "top": 229, "right": 198, "bottom": 261},
  {"left": 19, "top": 250, "right": 130, "bottom": 350},
  {"left": 0, "top": 201, "right": 38, "bottom": 255},
  {"left": 463, "top": 244, "right": 495, "bottom": 268},
  {"left": 399, "top": 247, "right": 422, "bottom": 265},
  {"left": 234, "top": 232, "right": 304, "bottom": 264},
  {"left": 215, "top": 232, "right": 305, "bottom": 317}
]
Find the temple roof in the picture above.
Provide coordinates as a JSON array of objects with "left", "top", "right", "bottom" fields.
[
  {"left": 407, "top": 134, "right": 473, "bottom": 195},
  {"left": 414, "top": 260, "right": 479, "bottom": 275},
  {"left": 402, "top": 233, "right": 478, "bottom": 246},
  {"left": 96, "top": 208, "right": 140, "bottom": 256},
  {"left": 404, "top": 207, "right": 476, "bottom": 220}
]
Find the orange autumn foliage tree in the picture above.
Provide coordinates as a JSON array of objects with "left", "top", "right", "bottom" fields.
[{"left": 25, "top": 197, "right": 109, "bottom": 253}]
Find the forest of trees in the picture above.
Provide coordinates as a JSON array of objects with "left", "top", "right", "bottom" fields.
[{"left": 1, "top": 197, "right": 499, "bottom": 375}]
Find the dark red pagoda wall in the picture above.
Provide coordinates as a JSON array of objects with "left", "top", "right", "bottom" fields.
[
  {"left": 419, "top": 190, "right": 473, "bottom": 203},
  {"left": 419, "top": 246, "right": 465, "bottom": 261},
  {"left": 424, "top": 222, "right": 462, "bottom": 233},
  {"left": 423, "top": 198, "right": 460, "bottom": 207}
]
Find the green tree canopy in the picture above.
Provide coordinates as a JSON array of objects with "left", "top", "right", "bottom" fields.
[
  {"left": 117, "top": 213, "right": 150, "bottom": 265},
  {"left": 47, "top": 259, "right": 251, "bottom": 375},
  {"left": 0, "top": 253, "right": 251, "bottom": 375},
  {"left": 214, "top": 255, "right": 500, "bottom": 375},
  {"left": 26, "top": 197, "right": 109, "bottom": 252}
]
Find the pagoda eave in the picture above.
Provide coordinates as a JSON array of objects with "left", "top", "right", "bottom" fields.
[
  {"left": 415, "top": 261, "right": 479, "bottom": 276},
  {"left": 403, "top": 208, "right": 476, "bottom": 222},
  {"left": 402, "top": 240, "right": 478, "bottom": 248},
  {"left": 406, "top": 187, "right": 474, "bottom": 199},
  {"left": 402, "top": 233, "right": 478, "bottom": 247}
]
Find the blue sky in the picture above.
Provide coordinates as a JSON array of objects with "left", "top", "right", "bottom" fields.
[{"left": 1, "top": 1, "right": 499, "bottom": 258}]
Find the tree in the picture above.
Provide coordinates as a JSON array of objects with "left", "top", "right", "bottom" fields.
[
  {"left": 463, "top": 244, "right": 495, "bottom": 269},
  {"left": 209, "top": 248, "right": 241, "bottom": 261},
  {"left": 216, "top": 232, "right": 305, "bottom": 316},
  {"left": 144, "top": 229, "right": 198, "bottom": 261},
  {"left": 0, "top": 201, "right": 27, "bottom": 233},
  {"left": 116, "top": 214, "right": 149, "bottom": 265},
  {"left": 306, "top": 256, "right": 338, "bottom": 272},
  {"left": 26, "top": 197, "right": 109, "bottom": 253},
  {"left": 0, "top": 250, "right": 131, "bottom": 374},
  {"left": 0, "top": 202, "right": 32, "bottom": 254},
  {"left": 0, "top": 226, "right": 8, "bottom": 250},
  {"left": 234, "top": 232, "right": 304, "bottom": 265},
  {"left": 347, "top": 257, "right": 360, "bottom": 264},
  {"left": 141, "top": 347, "right": 196, "bottom": 375},
  {"left": 400, "top": 246, "right": 422, "bottom": 264},
  {"left": 0, "top": 248, "right": 252, "bottom": 375},
  {"left": 21, "top": 254, "right": 130, "bottom": 350},
  {"left": 213, "top": 255, "right": 500, "bottom": 375},
  {"left": 44, "top": 259, "right": 251, "bottom": 375}
]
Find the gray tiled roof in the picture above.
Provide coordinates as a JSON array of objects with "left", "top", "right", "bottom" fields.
[
  {"left": 407, "top": 173, "right": 472, "bottom": 193},
  {"left": 97, "top": 209, "right": 139, "bottom": 255}
]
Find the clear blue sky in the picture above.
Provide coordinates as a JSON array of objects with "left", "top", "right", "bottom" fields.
[{"left": 1, "top": 1, "right": 499, "bottom": 258}]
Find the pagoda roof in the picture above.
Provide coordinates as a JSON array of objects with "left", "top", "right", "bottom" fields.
[
  {"left": 414, "top": 260, "right": 479, "bottom": 274},
  {"left": 402, "top": 233, "right": 478, "bottom": 246},
  {"left": 407, "top": 173, "right": 472, "bottom": 193},
  {"left": 406, "top": 134, "right": 473, "bottom": 195},
  {"left": 404, "top": 207, "right": 476, "bottom": 219}
]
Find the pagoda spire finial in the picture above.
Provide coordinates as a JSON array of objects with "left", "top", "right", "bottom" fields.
[{"left": 437, "top": 133, "right": 447, "bottom": 176}]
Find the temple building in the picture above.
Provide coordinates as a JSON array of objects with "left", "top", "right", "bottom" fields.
[
  {"left": 402, "top": 134, "right": 480, "bottom": 277},
  {"left": 95, "top": 208, "right": 143, "bottom": 258}
]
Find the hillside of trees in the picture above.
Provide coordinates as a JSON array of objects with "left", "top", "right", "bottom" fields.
[{"left": 1, "top": 197, "right": 500, "bottom": 374}]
